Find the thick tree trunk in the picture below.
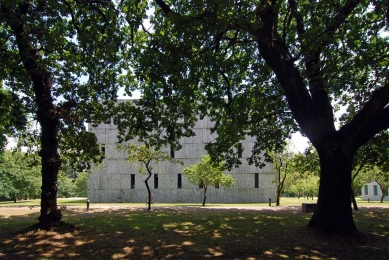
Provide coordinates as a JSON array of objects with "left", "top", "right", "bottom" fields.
[
  {"left": 309, "top": 144, "right": 357, "bottom": 234},
  {"left": 3, "top": 4, "right": 62, "bottom": 230},
  {"left": 37, "top": 108, "right": 61, "bottom": 230}
]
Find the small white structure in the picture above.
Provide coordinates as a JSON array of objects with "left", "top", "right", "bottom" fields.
[
  {"left": 361, "top": 181, "right": 389, "bottom": 201},
  {"left": 87, "top": 101, "right": 276, "bottom": 203}
]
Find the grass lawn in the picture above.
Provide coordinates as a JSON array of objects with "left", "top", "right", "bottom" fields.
[{"left": 0, "top": 198, "right": 388, "bottom": 259}]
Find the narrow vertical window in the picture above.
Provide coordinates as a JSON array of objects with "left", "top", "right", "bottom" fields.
[
  {"left": 154, "top": 174, "right": 159, "bottom": 189},
  {"left": 255, "top": 173, "right": 259, "bottom": 188},
  {"left": 177, "top": 174, "right": 182, "bottom": 189},
  {"left": 237, "top": 143, "right": 243, "bottom": 158},
  {"left": 131, "top": 174, "right": 135, "bottom": 189},
  {"left": 170, "top": 145, "right": 175, "bottom": 158},
  {"left": 101, "top": 144, "right": 106, "bottom": 154},
  {"left": 374, "top": 185, "right": 378, "bottom": 196},
  {"left": 364, "top": 185, "right": 368, "bottom": 195}
]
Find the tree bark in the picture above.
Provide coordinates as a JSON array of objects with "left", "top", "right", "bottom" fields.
[
  {"left": 3, "top": 3, "right": 62, "bottom": 230},
  {"left": 37, "top": 104, "right": 61, "bottom": 230},
  {"left": 202, "top": 186, "right": 207, "bottom": 206},
  {"left": 145, "top": 165, "right": 152, "bottom": 211},
  {"left": 351, "top": 185, "right": 358, "bottom": 210},
  {"left": 379, "top": 184, "right": 386, "bottom": 203},
  {"left": 309, "top": 142, "right": 357, "bottom": 234}
]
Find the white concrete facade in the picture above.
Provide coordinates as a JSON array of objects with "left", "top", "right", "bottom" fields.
[
  {"left": 361, "top": 181, "right": 389, "bottom": 201},
  {"left": 87, "top": 104, "right": 276, "bottom": 204}
]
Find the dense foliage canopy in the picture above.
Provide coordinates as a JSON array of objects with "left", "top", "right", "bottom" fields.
[
  {"left": 0, "top": 0, "right": 124, "bottom": 229},
  {"left": 115, "top": 0, "right": 389, "bottom": 233}
]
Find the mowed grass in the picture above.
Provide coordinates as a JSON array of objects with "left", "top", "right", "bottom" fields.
[{"left": 0, "top": 198, "right": 388, "bottom": 259}]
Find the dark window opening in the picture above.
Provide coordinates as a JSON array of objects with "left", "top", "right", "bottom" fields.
[
  {"left": 177, "top": 174, "right": 182, "bottom": 189},
  {"left": 374, "top": 185, "right": 378, "bottom": 196},
  {"left": 364, "top": 185, "right": 368, "bottom": 195},
  {"left": 101, "top": 144, "right": 106, "bottom": 154},
  {"left": 154, "top": 174, "right": 159, "bottom": 189},
  {"left": 255, "top": 173, "right": 259, "bottom": 188},
  {"left": 131, "top": 174, "right": 135, "bottom": 189},
  {"left": 170, "top": 145, "right": 175, "bottom": 158}
]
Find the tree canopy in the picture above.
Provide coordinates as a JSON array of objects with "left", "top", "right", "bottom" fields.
[
  {"left": 0, "top": 150, "right": 41, "bottom": 202},
  {"left": 120, "top": 143, "right": 179, "bottom": 210},
  {"left": 114, "top": 0, "right": 389, "bottom": 233},
  {"left": 0, "top": 0, "right": 124, "bottom": 229},
  {"left": 182, "top": 155, "right": 235, "bottom": 206},
  {"left": 0, "top": 86, "right": 27, "bottom": 151}
]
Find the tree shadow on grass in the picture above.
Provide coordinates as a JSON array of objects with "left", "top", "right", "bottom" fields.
[{"left": 0, "top": 206, "right": 388, "bottom": 259}]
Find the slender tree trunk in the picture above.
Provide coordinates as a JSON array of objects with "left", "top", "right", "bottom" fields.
[
  {"left": 309, "top": 144, "right": 357, "bottom": 234},
  {"left": 379, "top": 184, "right": 385, "bottom": 203},
  {"left": 202, "top": 186, "right": 207, "bottom": 206},
  {"left": 145, "top": 166, "right": 152, "bottom": 211},
  {"left": 276, "top": 187, "right": 281, "bottom": 206},
  {"left": 276, "top": 174, "right": 286, "bottom": 206}
]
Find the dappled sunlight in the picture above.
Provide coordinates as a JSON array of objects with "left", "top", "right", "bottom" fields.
[
  {"left": 182, "top": 240, "right": 195, "bottom": 246},
  {"left": 141, "top": 245, "right": 154, "bottom": 257},
  {"left": 206, "top": 246, "right": 223, "bottom": 257},
  {"left": 1, "top": 205, "right": 388, "bottom": 259}
]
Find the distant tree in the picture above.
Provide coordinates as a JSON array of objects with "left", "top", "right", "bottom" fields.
[
  {"left": 0, "top": 151, "right": 40, "bottom": 202},
  {"left": 73, "top": 171, "right": 89, "bottom": 197},
  {"left": 285, "top": 172, "right": 319, "bottom": 200},
  {"left": 268, "top": 149, "right": 293, "bottom": 206},
  {"left": 182, "top": 155, "right": 235, "bottom": 206},
  {"left": 284, "top": 149, "right": 319, "bottom": 199},
  {"left": 120, "top": 143, "right": 179, "bottom": 210}
]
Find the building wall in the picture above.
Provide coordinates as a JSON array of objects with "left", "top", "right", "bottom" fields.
[
  {"left": 87, "top": 106, "right": 276, "bottom": 203},
  {"left": 361, "top": 181, "right": 389, "bottom": 201}
]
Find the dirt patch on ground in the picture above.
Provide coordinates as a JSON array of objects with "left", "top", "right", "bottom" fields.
[
  {"left": 0, "top": 205, "right": 303, "bottom": 217},
  {"left": 2, "top": 204, "right": 389, "bottom": 217}
]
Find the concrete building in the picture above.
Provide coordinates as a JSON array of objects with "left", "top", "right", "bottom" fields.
[
  {"left": 87, "top": 102, "right": 276, "bottom": 204},
  {"left": 361, "top": 181, "right": 389, "bottom": 202}
]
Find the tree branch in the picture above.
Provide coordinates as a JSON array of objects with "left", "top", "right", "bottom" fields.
[
  {"left": 351, "top": 104, "right": 389, "bottom": 152},
  {"left": 154, "top": 0, "right": 173, "bottom": 14}
]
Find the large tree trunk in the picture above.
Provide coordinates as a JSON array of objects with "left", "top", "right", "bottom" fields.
[
  {"left": 4, "top": 4, "right": 62, "bottom": 230},
  {"left": 309, "top": 143, "right": 357, "bottom": 234},
  {"left": 37, "top": 105, "right": 61, "bottom": 230}
]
